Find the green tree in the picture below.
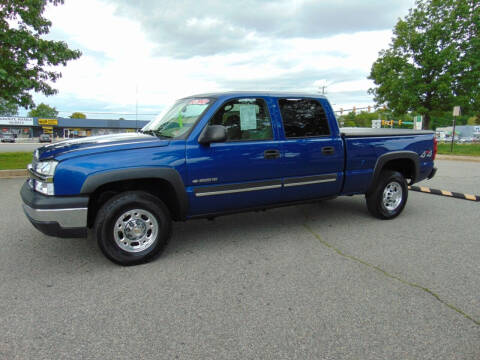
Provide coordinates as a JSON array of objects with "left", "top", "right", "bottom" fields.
[
  {"left": 0, "top": 98, "right": 18, "bottom": 116},
  {"left": 0, "top": 1, "right": 81, "bottom": 109},
  {"left": 27, "top": 103, "right": 58, "bottom": 118},
  {"left": 454, "top": 2, "right": 480, "bottom": 117},
  {"left": 343, "top": 120, "right": 356, "bottom": 127},
  {"left": 369, "top": 0, "right": 480, "bottom": 129},
  {"left": 352, "top": 111, "right": 377, "bottom": 127},
  {"left": 467, "top": 116, "right": 479, "bottom": 125},
  {"left": 70, "top": 112, "right": 86, "bottom": 119},
  {"left": 429, "top": 111, "right": 471, "bottom": 129}
]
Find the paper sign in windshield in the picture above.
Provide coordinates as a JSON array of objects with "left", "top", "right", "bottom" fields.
[
  {"left": 188, "top": 98, "right": 210, "bottom": 105},
  {"left": 239, "top": 105, "right": 257, "bottom": 130}
]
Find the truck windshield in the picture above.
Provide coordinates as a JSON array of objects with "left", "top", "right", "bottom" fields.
[{"left": 141, "top": 98, "right": 212, "bottom": 139}]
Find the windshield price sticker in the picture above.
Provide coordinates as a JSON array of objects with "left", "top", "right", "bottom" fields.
[{"left": 189, "top": 99, "right": 210, "bottom": 105}]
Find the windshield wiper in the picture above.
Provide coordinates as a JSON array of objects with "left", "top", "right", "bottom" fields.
[
  {"left": 140, "top": 129, "right": 173, "bottom": 139},
  {"left": 139, "top": 129, "right": 155, "bottom": 135}
]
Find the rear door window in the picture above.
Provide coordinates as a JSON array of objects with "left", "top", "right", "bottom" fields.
[{"left": 278, "top": 98, "right": 330, "bottom": 138}]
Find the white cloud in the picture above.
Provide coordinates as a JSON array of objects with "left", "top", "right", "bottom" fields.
[{"left": 25, "top": 0, "right": 414, "bottom": 118}]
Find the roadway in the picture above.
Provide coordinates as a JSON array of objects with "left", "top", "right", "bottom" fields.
[
  {"left": 0, "top": 160, "right": 479, "bottom": 359},
  {"left": 0, "top": 142, "right": 53, "bottom": 153}
]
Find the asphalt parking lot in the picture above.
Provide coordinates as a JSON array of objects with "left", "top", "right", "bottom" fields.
[
  {"left": 0, "top": 142, "right": 61, "bottom": 153},
  {"left": 0, "top": 160, "right": 479, "bottom": 359}
]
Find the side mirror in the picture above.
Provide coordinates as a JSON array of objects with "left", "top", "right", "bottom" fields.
[{"left": 198, "top": 125, "right": 227, "bottom": 145}]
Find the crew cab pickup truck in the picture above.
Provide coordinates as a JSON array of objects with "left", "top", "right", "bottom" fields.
[{"left": 21, "top": 92, "right": 437, "bottom": 265}]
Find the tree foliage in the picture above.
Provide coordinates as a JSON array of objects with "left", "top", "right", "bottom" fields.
[
  {"left": 466, "top": 117, "right": 479, "bottom": 125},
  {"left": 369, "top": 0, "right": 480, "bottom": 129},
  {"left": 0, "top": 0, "right": 81, "bottom": 109},
  {"left": 70, "top": 112, "right": 86, "bottom": 119},
  {"left": 0, "top": 98, "right": 18, "bottom": 116},
  {"left": 27, "top": 103, "right": 58, "bottom": 118},
  {"left": 338, "top": 109, "right": 395, "bottom": 128}
]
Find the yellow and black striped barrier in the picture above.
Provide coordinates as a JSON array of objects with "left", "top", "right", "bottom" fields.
[{"left": 408, "top": 185, "right": 480, "bottom": 202}]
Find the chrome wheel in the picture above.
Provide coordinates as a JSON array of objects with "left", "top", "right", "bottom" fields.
[
  {"left": 382, "top": 181, "right": 403, "bottom": 211},
  {"left": 113, "top": 209, "right": 158, "bottom": 253}
]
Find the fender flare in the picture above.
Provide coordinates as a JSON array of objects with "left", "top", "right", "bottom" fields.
[
  {"left": 80, "top": 167, "right": 189, "bottom": 220},
  {"left": 367, "top": 151, "right": 420, "bottom": 194}
]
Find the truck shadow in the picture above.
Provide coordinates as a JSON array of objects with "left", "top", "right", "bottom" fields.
[
  {"left": 11, "top": 196, "right": 368, "bottom": 272},
  {"left": 165, "top": 196, "right": 369, "bottom": 258}
]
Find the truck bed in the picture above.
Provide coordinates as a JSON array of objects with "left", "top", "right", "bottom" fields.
[{"left": 340, "top": 127, "right": 435, "bottom": 196}]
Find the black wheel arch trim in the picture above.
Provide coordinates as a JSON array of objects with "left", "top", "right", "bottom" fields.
[
  {"left": 367, "top": 151, "right": 420, "bottom": 194},
  {"left": 80, "top": 167, "right": 189, "bottom": 220}
]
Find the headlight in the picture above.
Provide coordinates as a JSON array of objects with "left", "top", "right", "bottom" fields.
[
  {"left": 35, "top": 181, "right": 55, "bottom": 196},
  {"left": 29, "top": 160, "right": 58, "bottom": 196},
  {"left": 34, "top": 161, "right": 58, "bottom": 176}
]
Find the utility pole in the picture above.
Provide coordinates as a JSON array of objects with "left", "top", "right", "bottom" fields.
[{"left": 318, "top": 84, "right": 327, "bottom": 95}]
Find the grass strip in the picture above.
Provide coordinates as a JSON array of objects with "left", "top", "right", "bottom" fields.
[
  {"left": 0, "top": 152, "right": 32, "bottom": 170},
  {"left": 437, "top": 143, "right": 480, "bottom": 156}
]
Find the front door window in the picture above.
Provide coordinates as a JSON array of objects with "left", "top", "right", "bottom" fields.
[{"left": 210, "top": 98, "right": 273, "bottom": 141}]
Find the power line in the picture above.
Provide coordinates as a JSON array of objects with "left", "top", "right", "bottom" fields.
[
  {"left": 334, "top": 105, "right": 385, "bottom": 114},
  {"left": 53, "top": 105, "right": 386, "bottom": 116},
  {"left": 56, "top": 110, "right": 158, "bottom": 116}
]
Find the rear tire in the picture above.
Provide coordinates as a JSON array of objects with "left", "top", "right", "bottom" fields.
[
  {"left": 94, "top": 191, "right": 172, "bottom": 265},
  {"left": 366, "top": 170, "right": 408, "bottom": 219}
]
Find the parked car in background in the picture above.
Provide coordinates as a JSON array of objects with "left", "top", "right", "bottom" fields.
[
  {"left": 1, "top": 133, "right": 15, "bottom": 143},
  {"left": 39, "top": 134, "right": 52, "bottom": 143}
]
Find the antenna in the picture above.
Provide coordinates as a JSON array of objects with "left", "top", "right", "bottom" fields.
[{"left": 135, "top": 84, "right": 138, "bottom": 130}]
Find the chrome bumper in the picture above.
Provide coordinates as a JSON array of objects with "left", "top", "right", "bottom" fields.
[{"left": 22, "top": 204, "right": 88, "bottom": 228}]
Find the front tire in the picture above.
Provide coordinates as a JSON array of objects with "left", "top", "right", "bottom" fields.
[
  {"left": 95, "top": 191, "right": 172, "bottom": 265},
  {"left": 366, "top": 170, "right": 408, "bottom": 219}
]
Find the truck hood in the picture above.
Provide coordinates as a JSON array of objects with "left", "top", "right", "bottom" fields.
[{"left": 36, "top": 133, "right": 169, "bottom": 161}]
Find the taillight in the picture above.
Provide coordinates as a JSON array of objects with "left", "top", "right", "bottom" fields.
[{"left": 433, "top": 137, "right": 438, "bottom": 160}]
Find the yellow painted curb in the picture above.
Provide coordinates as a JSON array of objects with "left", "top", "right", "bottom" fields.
[
  {"left": 436, "top": 154, "right": 480, "bottom": 163},
  {"left": 0, "top": 169, "right": 28, "bottom": 178},
  {"left": 409, "top": 185, "right": 480, "bottom": 202}
]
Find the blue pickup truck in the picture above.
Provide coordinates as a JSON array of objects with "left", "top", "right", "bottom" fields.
[{"left": 21, "top": 92, "right": 437, "bottom": 265}]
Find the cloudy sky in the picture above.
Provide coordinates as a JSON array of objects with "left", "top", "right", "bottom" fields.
[{"left": 25, "top": 0, "right": 416, "bottom": 120}]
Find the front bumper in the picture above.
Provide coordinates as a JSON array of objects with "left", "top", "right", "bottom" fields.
[{"left": 20, "top": 182, "right": 89, "bottom": 238}]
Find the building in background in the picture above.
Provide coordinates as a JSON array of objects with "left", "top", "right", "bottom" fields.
[
  {"left": 0, "top": 117, "right": 35, "bottom": 137},
  {"left": 0, "top": 117, "right": 150, "bottom": 139},
  {"left": 435, "top": 125, "right": 480, "bottom": 141}
]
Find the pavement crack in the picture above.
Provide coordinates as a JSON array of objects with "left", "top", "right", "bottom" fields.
[{"left": 303, "top": 223, "right": 480, "bottom": 327}]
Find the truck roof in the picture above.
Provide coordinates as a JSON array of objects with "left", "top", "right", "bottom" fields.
[{"left": 184, "top": 91, "right": 328, "bottom": 99}]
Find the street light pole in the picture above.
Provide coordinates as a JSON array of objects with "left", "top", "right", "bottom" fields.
[
  {"left": 450, "top": 117, "right": 456, "bottom": 152},
  {"left": 451, "top": 106, "right": 461, "bottom": 152}
]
